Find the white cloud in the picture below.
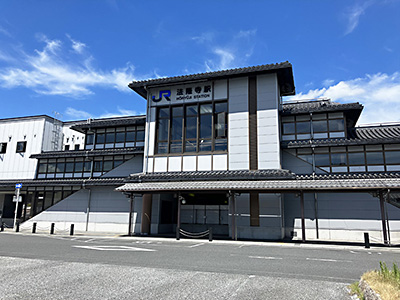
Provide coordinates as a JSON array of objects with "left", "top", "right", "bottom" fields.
[
  {"left": 235, "top": 29, "right": 257, "bottom": 39},
  {"left": 206, "top": 48, "right": 235, "bottom": 71},
  {"left": 65, "top": 106, "right": 143, "bottom": 120},
  {"left": 343, "top": 1, "right": 374, "bottom": 35},
  {"left": 67, "top": 34, "right": 86, "bottom": 54},
  {"left": 285, "top": 72, "right": 400, "bottom": 124},
  {"left": 199, "top": 29, "right": 257, "bottom": 72},
  {"left": 0, "top": 35, "right": 136, "bottom": 97},
  {"left": 322, "top": 79, "right": 335, "bottom": 87}
]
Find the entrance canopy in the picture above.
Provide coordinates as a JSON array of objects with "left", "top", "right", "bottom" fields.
[{"left": 116, "top": 170, "right": 400, "bottom": 193}]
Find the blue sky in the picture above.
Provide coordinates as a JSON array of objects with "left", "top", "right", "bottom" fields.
[{"left": 0, "top": 0, "right": 399, "bottom": 124}]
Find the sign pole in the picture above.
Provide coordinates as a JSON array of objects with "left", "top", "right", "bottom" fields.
[{"left": 13, "top": 183, "right": 22, "bottom": 230}]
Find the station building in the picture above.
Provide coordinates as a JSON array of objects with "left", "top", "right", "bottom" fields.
[{"left": 1, "top": 61, "right": 400, "bottom": 244}]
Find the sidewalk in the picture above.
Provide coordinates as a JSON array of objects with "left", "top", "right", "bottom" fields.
[{"left": 2, "top": 226, "right": 400, "bottom": 253}]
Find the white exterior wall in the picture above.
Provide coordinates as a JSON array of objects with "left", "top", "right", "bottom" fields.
[
  {"left": 62, "top": 124, "right": 85, "bottom": 150},
  {"left": 22, "top": 186, "right": 143, "bottom": 234},
  {"left": 257, "top": 74, "right": 281, "bottom": 169},
  {"left": 0, "top": 117, "right": 46, "bottom": 179},
  {"left": 228, "top": 77, "right": 249, "bottom": 170}
]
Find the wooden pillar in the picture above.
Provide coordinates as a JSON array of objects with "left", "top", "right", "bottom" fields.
[
  {"left": 379, "top": 190, "right": 388, "bottom": 245},
  {"left": 128, "top": 194, "right": 135, "bottom": 236},
  {"left": 250, "top": 192, "right": 259, "bottom": 226},
  {"left": 177, "top": 193, "right": 182, "bottom": 233},
  {"left": 140, "top": 194, "right": 152, "bottom": 235},
  {"left": 300, "top": 191, "right": 306, "bottom": 242}
]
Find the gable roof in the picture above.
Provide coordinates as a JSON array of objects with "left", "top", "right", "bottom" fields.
[{"left": 129, "top": 61, "right": 295, "bottom": 98}]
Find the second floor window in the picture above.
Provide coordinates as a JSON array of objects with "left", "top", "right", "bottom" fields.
[
  {"left": 156, "top": 101, "right": 228, "bottom": 154},
  {"left": 16, "top": 141, "right": 27, "bottom": 153}
]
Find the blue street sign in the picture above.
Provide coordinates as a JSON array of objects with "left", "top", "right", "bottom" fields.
[{"left": 15, "top": 183, "right": 22, "bottom": 189}]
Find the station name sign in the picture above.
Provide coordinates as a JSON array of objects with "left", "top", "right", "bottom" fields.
[{"left": 150, "top": 84, "right": 212, "bottom": 106}]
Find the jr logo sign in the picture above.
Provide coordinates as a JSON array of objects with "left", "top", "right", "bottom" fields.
[{"left": 152, "top": 90, "right": 171, "bottom": 102}]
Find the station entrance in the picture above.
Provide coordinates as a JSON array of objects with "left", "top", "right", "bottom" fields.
[{"left": 158, "top": 193, "right": 229, "bottom": 236}]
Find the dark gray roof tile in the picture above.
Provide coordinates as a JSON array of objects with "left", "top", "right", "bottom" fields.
[
  {"left": 30, "top": 147, "right": 144, "bottom": 159},
  {"left": 129, "top": 62, "right": 295, "bottom": 98},
  {"left": 127, "top": 169, "right": 296, "bottom": 183}
]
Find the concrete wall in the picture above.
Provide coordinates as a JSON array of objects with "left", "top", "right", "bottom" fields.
[
  {"left": 284, "top": 192, "right": 400, "bottom": 243},
  {"left": 22, "top": 186, "right": 143, "bottom": 234}
]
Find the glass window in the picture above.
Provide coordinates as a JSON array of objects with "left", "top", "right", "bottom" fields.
[
  {"left": 56, "top": 162, "right": 65, "bottom": 173},
  {"left": 136, "top": 131, "right": 145, "bottom": 141},
  {"left": 86, "top": 134, "right": 94, "bottom": 145},
  {"left": 38, "top": 163, "right": 47, "bottom": 173},
  {"left": 296, "top": 122, "right": 310, "bottom": 134},
  {"left": 185, "top": 117, "right": 197, "bottom": 139},
  {"left": 348, "top": 152, "right": 365, "bottom": 165},
  {"left": 331, "top": 153, "right": 347, "bottom": 166},
  {"left": 385, "top": 151, "right": 400, "bottom": 164},
  {"left": 328, "top": 119, "right": 345, "bottom": 131},
  {"left": 313, "top": 120, "right": 328, "bottom": 133},
  {"left": 105, "top": 132, "right": 115, "bottom": 143},
  {"left": 16, "top": 141, "right": 27, "bottom": 153},
  {"left": 65, "top": 162, "right": 74, "bottom": 173},
  {"left": 366, "top": 152, "right": 384, "bottom": 165},
  {"left": 283, "top": 123, "right": 295, "bottom": 134},
  {"left": 96, "top": 133, "right": 105, "bottom": 144},
  {"left": 115, "top": 132, "right": 125, "bottom": 143},
  {"left": 0, "top": 142, "right": 7, "bottom": 153},
  {"left": 315, "top": 154, "right": 330, "bottom": 166}
]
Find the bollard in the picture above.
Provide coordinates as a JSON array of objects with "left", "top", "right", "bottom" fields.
[
  {"left": 32, "top": 222, "right": 37, "bottom": 234},
  {"left": 50, "top": 223, "right": 55, "bottom": 235},
  {"left": 70, "top": 224, "right": 74, "bottom": 236},
  {"left": 176, "top": 226, "right": 180, "bottom": 240},
  {"left": 1, "top": 222, "right": 4, "bottom": 232},
  {"left": 16, "top": 222, "right": 20, "bottom": 232},
  {"left": 209, "top": 227, "right": 213, "bottom": 242},
  {"left": 364, "top": 232, "right": 370, "bottom": 249}
]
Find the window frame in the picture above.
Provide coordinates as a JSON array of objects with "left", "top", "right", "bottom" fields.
[{"left": 155, "top": 100, "right": 228, "bottom": 155}]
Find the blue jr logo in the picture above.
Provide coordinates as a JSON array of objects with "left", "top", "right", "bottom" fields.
[{"left": 152, "top": 90, "right": 171, "bottom": 102}]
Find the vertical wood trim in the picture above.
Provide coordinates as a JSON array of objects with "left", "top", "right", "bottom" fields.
[
  {"left": 379, "top": 190, "right": 388, "bottom": 245},
  {"left": 250, "top": 192, "right": 260, "bottom": 226},
  {"left": 248, "top": 76, "right": 258, "bottom": 170},
  {"left": 300, "top": 191, "right": 306, "bottom": 242}
]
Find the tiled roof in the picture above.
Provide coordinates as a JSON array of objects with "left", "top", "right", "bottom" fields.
[
  {"left": 127, "top": 170, "right": 296, "bottom": 183},
  {"left": 348, "top": 124, "right": 400, "bottom": 140},
  {"left": 129, "top": 62, "right": 295, "bottom": 98},
  {"left": 281, "top": 100, "right": 363, "bottom": 114},
  {"left": 116, "top": 177, "right": 400, "bottom": 192},
  {"left": 296, "top": 172, "right": 400, "bottom": 180},
  {"left": 70, "top": 115, "right": 146, "bottom": 133},
  {"left": 282, "top": 123, "right": 400, "bottom": 148},
  {"left": 0, "top": 178, "right": 126, "bottom": 188},
  {"left": 30, "top": 147, "right": 144, "bottom": 159}
]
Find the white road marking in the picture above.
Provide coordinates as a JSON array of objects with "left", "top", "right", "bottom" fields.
[
  {"left": 84, "top": 238, "right": 96, "bottom": 243},
  {"left": 350, "top": 251, "right": 357, "bottom": 254},
  {"left": 306, "top": 258, "right": 352, "bottom": 263},
  {"left": 249, "top": 256, "right": 283, "bottom": 260},
  {"left": 188, "top": 243, "right": 205, "bottom": 248},
  {"left": 73, "top": 245, "right": 156, "bottom": 252}
]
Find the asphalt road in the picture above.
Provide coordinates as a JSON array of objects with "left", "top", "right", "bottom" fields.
[{"left": 0, "top": 232, "right": 399, "bottom": 299}]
